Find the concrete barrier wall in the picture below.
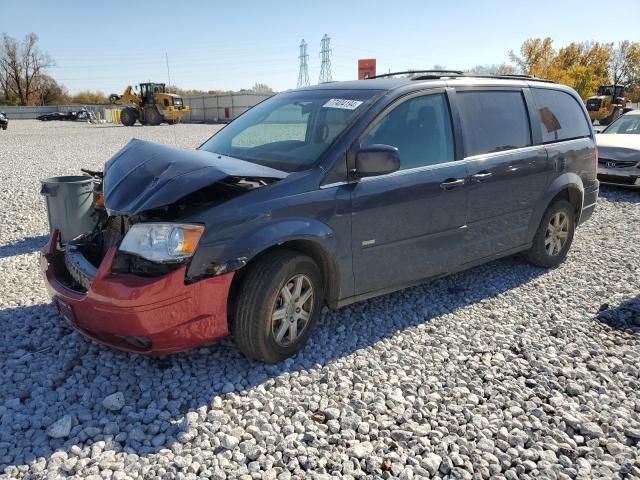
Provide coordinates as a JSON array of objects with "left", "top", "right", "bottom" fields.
[
  {"left": 182, "top": 93, "right": 273, "bottom": 123},
  {"left": 1, "top": 93, "right": 273, "bottom": 122}
]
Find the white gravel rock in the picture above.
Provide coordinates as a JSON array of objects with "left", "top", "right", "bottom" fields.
[
  {"left": 102, "top": 392, "right": 125, "bottom": 411},
  {"left": 46, "top": 415, "right": 72, "bottom": 438},
  {"left": 0, "top": 121, "right": 639, "bottom": 479}
]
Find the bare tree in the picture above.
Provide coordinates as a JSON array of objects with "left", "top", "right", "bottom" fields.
[
  {"left": 0, "top": 33, "right": 53, "bottom": 105},
  {"left": 35, "top": 74, "right": 68, "bottom": 105},
  {"left": 609, "top": 40, "right": 640, "bottom": 86},
  {"left": 467, "top": 64, "right": 517, "bottom": 76},
  {"left": 252, "top": 83, "right": 273, "bottom": 94}
]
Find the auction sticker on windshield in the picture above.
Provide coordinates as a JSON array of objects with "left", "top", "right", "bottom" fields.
[{"left": 323, "top": 99, "right": 363, "bottom": 110}]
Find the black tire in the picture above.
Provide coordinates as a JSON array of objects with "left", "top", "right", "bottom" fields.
[
  {"left": 524, "top": 199, "right": 575, "bottom": 268},
  {"left": 166, "top": 119, "right": 176, "bottom": 125},
  {"left": 108, "top": 94, "right": 120, "bottom": 104},
  {"left": 120, "top": 107, "right": 137, "bottom": 126},
  {"left": 611, "top": 108, "right": 622, "bottom": 123},
  {"left": 144, "top": 107, "right": 162, "bottom": 126},
  {"left": 233, "top": 250, "right": 324, "bottom": 363}
]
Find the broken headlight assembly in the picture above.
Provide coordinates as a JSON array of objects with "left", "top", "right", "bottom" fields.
[{"left": 119, "top": 223, "right": 204, "bottom": 263}]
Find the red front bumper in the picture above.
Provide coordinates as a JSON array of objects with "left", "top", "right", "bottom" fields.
[{"left": 40, "top": 231, "right": 234, "bottom": 354}]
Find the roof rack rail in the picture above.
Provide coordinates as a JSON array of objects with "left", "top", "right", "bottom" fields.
[
  {"left": 369, "top": 69, "right": 464, "bottom": 79},
  {"left": 470, "top": 74, "right": 556, "bottom": 83},
  {"left": 367, "top": 70, "right": 556, "bottom": 84}
]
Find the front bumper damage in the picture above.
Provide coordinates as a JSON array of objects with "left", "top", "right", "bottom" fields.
[{"left": 40, "top": 230, "right": 234, "bottom": 354}]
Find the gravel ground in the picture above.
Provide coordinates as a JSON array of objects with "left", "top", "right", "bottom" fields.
[{"left": 0, "top": 120, "right": 639, "bottom": 480}]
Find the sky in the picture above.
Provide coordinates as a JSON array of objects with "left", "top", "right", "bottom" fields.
[{"left": 2, "top": 0, "right": 639, "bottom": 95}]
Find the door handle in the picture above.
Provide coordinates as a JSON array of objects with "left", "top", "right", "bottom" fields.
[
  {"left": 471, "top": 171, "right": 493, "bottom": 182},
  {"left": 440, "top": 178, "right": 466, "bottom": 190}
]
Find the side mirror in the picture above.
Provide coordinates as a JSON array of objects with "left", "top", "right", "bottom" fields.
[{"left": 353, "top": 144, "right": 400, "bottom": 178}]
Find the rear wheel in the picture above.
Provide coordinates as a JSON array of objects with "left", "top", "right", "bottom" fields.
[
  {"left": 144, "top": 107, "right": 162, "bottom": 126},
  {"left": 120, "top": 107, "right": 137, "bottom": 126},
  {"left": 524, "top": 199, "right": 575, "bottom": 268},
  {"left": 232, "top": 250, "right": 323, "bottom": 363}
]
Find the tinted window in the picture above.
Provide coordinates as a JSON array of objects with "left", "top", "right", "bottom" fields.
[
  {"left": 456, "top": 91, "right": 531, "bottom": 157},
  {"left": 361, "top": 93, "right": 454, "bottom": 170},
  {"left": 532, "top": 88, "right": 591, "bottom": 143}
]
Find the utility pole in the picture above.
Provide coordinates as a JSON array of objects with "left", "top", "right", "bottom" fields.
[
  {"left": 297, "top": 39, "right": 310, "bottom": 88},
  {"left": 318, "top": 34, "right": 332, "bottom": 84}
]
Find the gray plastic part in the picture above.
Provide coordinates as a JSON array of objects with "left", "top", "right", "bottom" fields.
[{"left": 41, "top": 175, "right": 95, "bottom": 244}]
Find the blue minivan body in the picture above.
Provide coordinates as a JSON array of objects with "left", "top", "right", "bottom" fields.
[
  {"left": 44, "top": 74, "right": 599, "bottom": 361},
  {"left": 186, "top": 77, "right": 598, "bottom": 303}
]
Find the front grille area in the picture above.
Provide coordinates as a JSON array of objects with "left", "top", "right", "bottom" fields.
[{"left": 599, "top": 158, "right": 639, "bottom": 168}]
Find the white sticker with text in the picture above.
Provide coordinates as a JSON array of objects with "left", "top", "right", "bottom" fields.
[{"left": 322, "top": 98, "right": 363, "bottom": 110}]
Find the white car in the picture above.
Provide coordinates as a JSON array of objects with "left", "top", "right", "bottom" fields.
[{"left": 596, "top": 110, "right": 640, "bottom": 188}]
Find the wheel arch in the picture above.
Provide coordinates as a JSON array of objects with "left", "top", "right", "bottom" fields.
[
  {"left": 528, "top": 174, "right": 584, "bottom": 241},
  {"left": 227, "top": 237, "right": 341, "bottom": 326}
]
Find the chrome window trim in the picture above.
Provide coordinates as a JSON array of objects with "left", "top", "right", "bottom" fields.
[
  {"left": 358, "top": 143, "right": 550, "bottom": 183},
  {"left": 463, "top": 144, "right": 546, "bottom": 161},
  {"left": 319, "top": 181, "right": 349, "bottom": 189}
]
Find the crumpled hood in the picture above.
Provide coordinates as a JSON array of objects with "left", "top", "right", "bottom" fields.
[
  {"left": 103, "top": 139, "right": 287, "bottom": 215},
  {"left": 596, "top": 134, "right": 640, "bottom": 162}
]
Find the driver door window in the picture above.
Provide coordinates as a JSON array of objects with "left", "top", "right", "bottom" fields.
[{"left": 361, "top": 93, "right": 455, "bottom": 170}]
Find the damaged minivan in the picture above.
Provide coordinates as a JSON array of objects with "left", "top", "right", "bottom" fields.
[{"left": 41, "top": 73, "right": 599, "bottom": 362}]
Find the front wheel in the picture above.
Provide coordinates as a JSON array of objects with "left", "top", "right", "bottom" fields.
[
  {"left": 144, "top": 107, "right": 162, "bottom": 126},
  {"left": 233, "top": 250, "right": 323, "bottom": 363},
  {"left": 524, "top": 199, "right": 575, "bottom": 268},
  {"left": 120, "top": 107, "right": 137, "bottom": 126}
]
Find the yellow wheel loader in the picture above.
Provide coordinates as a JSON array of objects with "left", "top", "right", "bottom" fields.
[
  {"left": 585, "top": 85, "right": 632, "bottom": 126},
  {"left": 108, "top": 83, "right": 190, "bottom": 126}
]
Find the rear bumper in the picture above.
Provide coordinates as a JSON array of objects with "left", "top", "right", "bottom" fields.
[
  {"left": 579, "top": 181, "right": 599, "bottom": 225},
  {"left": 40, "top": 230, "right": 233, "bottom": 354}
]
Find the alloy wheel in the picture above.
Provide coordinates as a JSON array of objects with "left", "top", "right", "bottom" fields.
[
  {"left": 271, "top": 274, "right": 314, "bottom": 346},
  {"left": 545, "top": 211, "right": 569, "bottom": 256}
]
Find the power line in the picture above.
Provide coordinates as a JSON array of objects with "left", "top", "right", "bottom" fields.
[
  {"left": 318, "top": 34, "right": 332, "bottom": 84},
  {"left": 297, "top": 39, "right": 310, "bottom": 88}
]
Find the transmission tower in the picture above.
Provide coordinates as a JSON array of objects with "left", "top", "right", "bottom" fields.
[
  {"left": 318, "top": 34, "right": 332, "bottom": 83},
  {"left": 297, "top": 39, "right": 310, "bottom": 88}
]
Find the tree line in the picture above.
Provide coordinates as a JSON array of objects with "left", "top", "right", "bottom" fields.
[
  {"left": 0, "top": 33, "right": 275, "bottom": 106},
  {"left": 1, "top": 32, "right": 639, "bottom": 106},
  {"left": 507, "top": 38, "right": 640, "bottom": 101}
]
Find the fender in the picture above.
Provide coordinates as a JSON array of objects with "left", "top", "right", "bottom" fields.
[
  {"left": 526, "top": 172, "right": 584, "bottom": 240},
  {"left": 188, "top": 216, "right": 346, "bottom": 302},
  {"left": 229, "top": 217, "right": 339, "bottom": 261}
]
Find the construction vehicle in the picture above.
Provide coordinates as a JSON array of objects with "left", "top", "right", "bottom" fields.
[
  {"left": 585, "top": 85, "right": 631, "bottom": 125},
  {"left": 108, "top": 82, "right": 190, "bottom": 126}
]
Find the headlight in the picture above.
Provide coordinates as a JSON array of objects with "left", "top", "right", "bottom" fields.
[{"left": 119, "top": 223, "right": 204, "bottom": 263}]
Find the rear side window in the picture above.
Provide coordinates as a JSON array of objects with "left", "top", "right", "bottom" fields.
[
  {"left": 531, "top": 88, "right": 591, "bottom": 143},
  {"left": 456, "top": 91, "right": 531, "bottom": 157}
]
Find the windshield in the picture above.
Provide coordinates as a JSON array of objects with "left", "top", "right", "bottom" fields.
[
  {"left": 603, "top": 115, "right": 640, "bottom": 134},
  {"left": 199, "top": 89, "right": 382, "bottom": 172}
]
